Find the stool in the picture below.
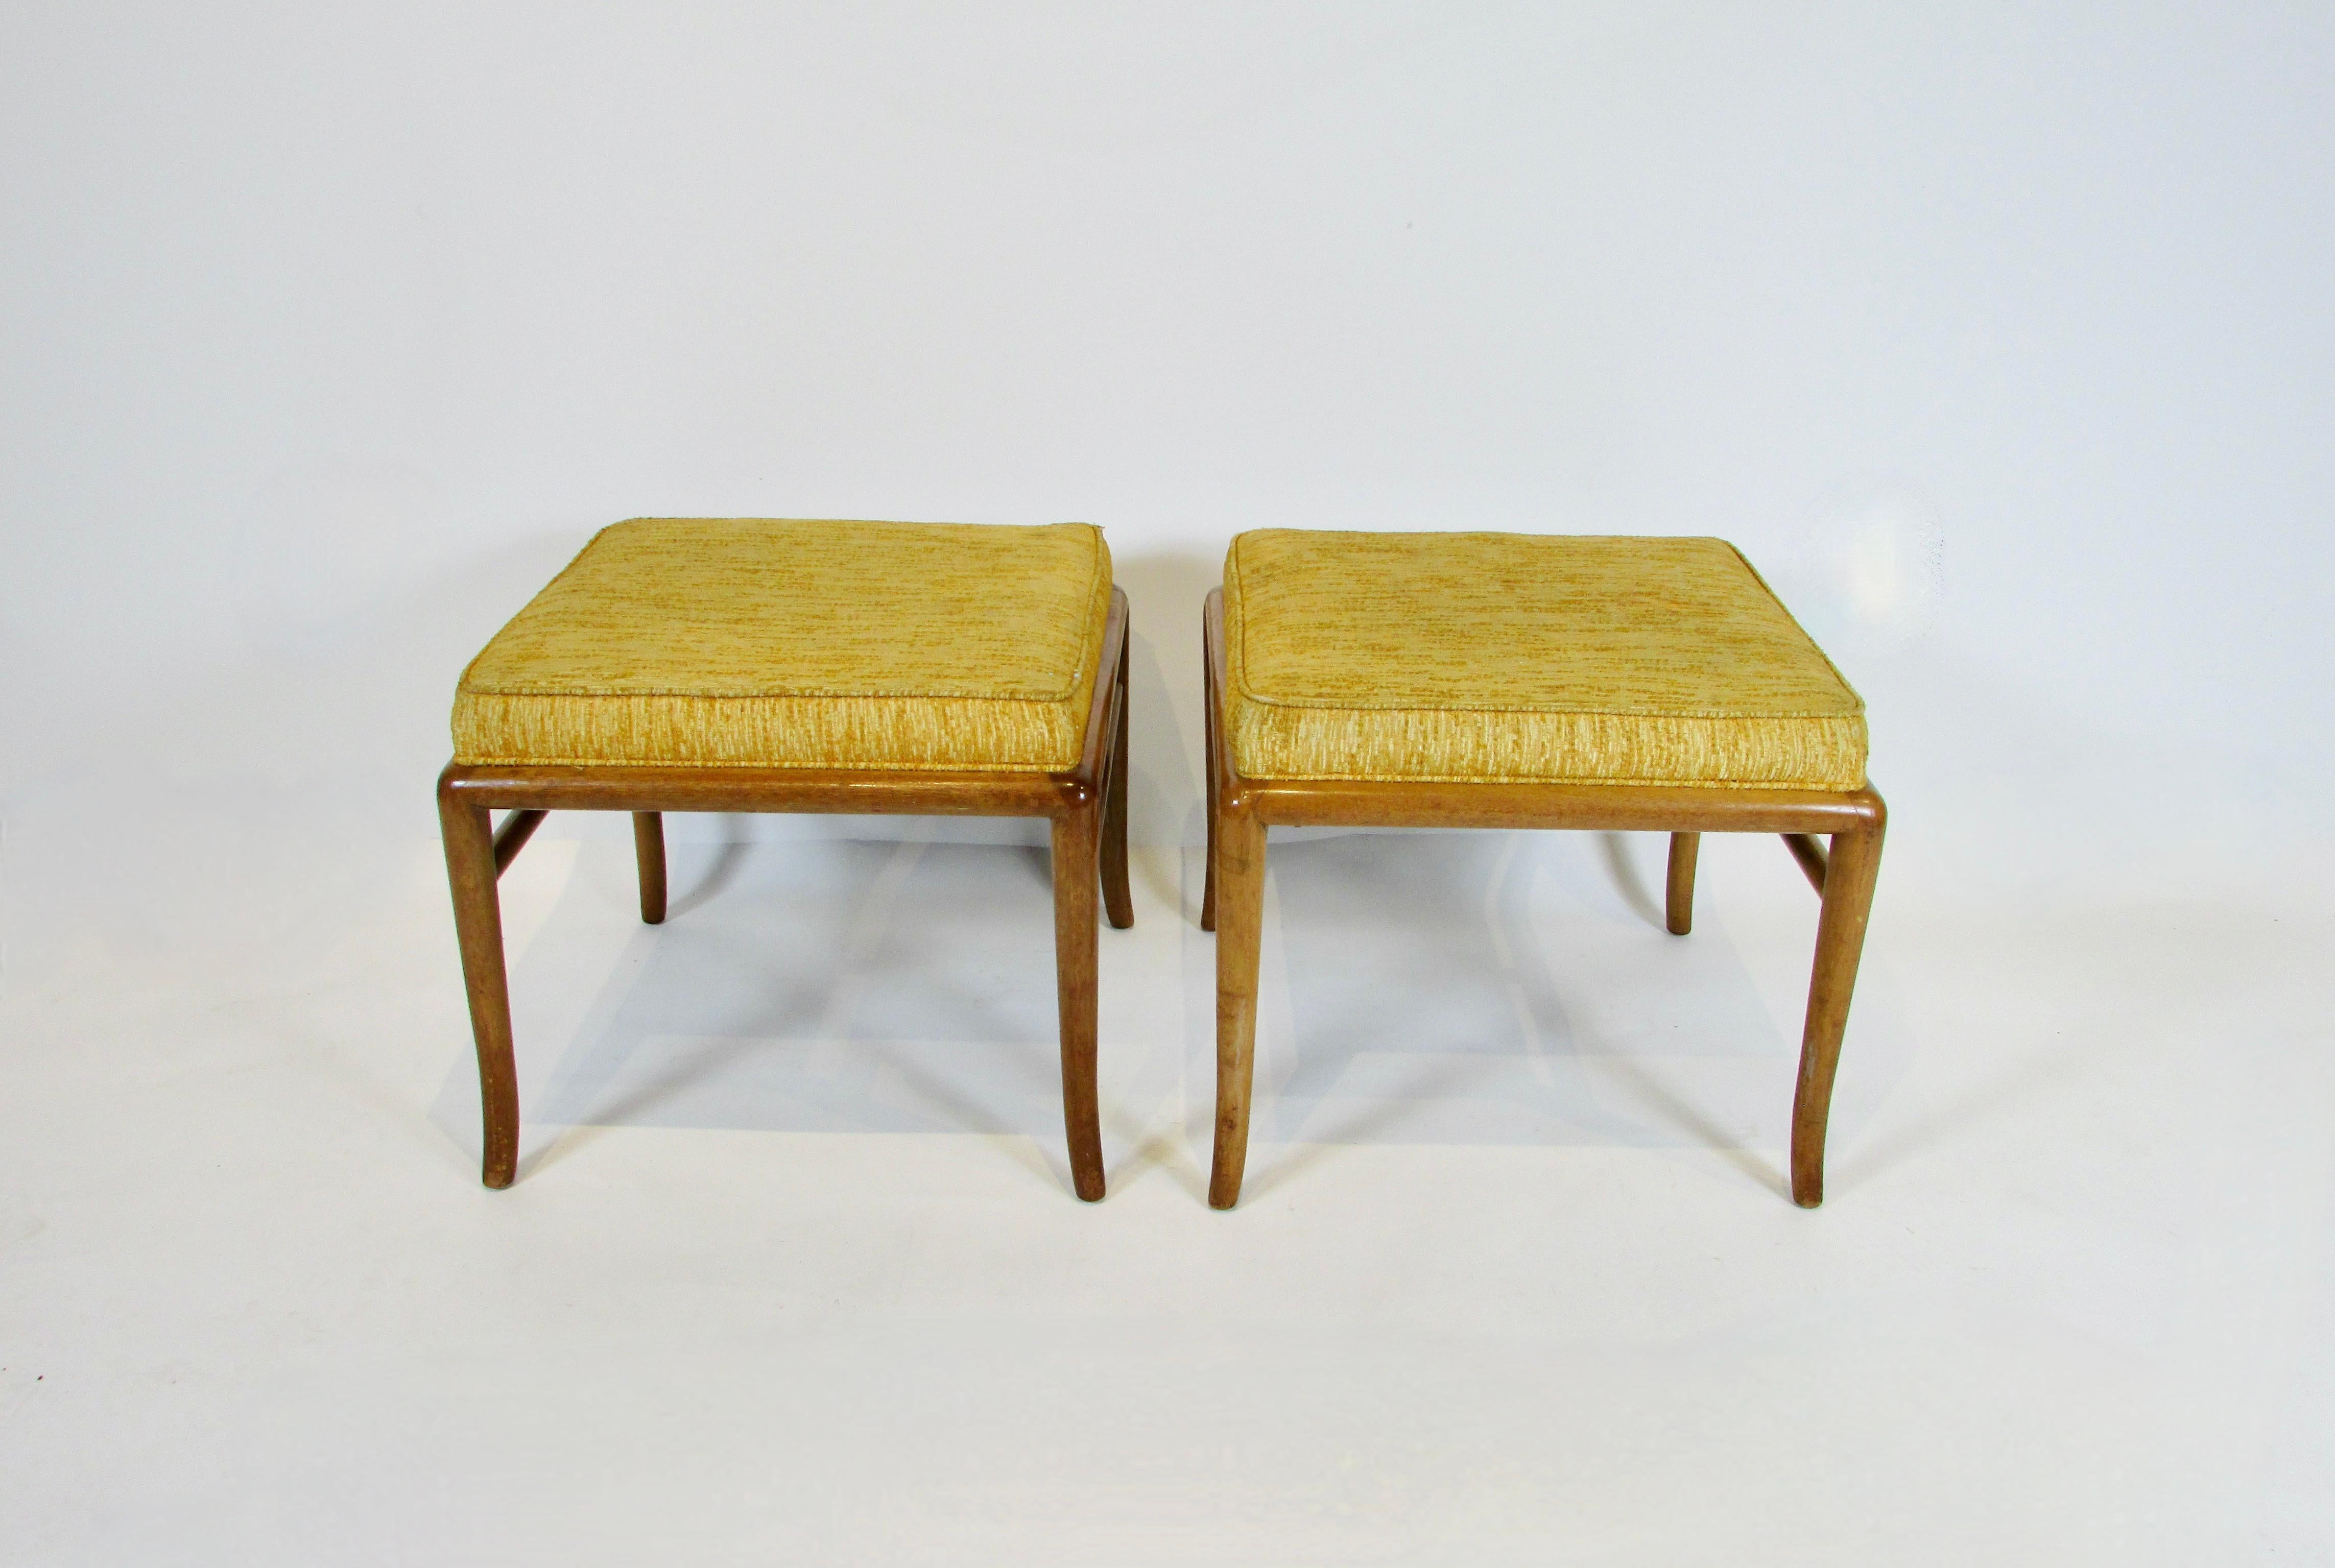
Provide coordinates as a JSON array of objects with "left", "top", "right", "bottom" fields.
[
  {"left": 1201, "top": 530, "right": 1884, "bottom": 1209},
  {"left": 438, "top": 518, "right": 1131, "bottom": 1197}
]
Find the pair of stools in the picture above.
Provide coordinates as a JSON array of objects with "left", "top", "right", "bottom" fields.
[{"left": 441, "top": 519, "right": 1883, "bottom": 1209}]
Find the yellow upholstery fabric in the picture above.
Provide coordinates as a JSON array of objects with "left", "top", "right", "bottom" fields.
[
  {"left": 454, "top": 518, "right": 1112, "bottom": 770},
  {"left": 1222, "top": 530, "right": 1866, "bottom": 789}
]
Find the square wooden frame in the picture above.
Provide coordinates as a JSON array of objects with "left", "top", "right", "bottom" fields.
[
  {"left": 437, "top": 588, "right": 1132, "bottom": 1198},
  {"left": 1200, "top": 588, "right": 1885, "bottom": 1210}
]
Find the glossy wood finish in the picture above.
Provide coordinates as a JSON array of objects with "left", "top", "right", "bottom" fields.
[
  {"left": 1665, "top": 831, "right": 1700, "bottom": 935},
  {"left": 1207, "top": 803, "right": 1267, "bottom": 1210},
  {"left": 1100, "top": 633, "right": 1133, "bottom": 931},
  {"left": 1051, "top": 808, "right": 1106, "bottom": 1200},
  {"left": 1201, "top": 588, "right": 1887, "bottom": 1210},
  {"left": 1231, "top": 774, "right": 1882, "bottom": 835},
  {"left": 438, "top": 787, "right": 519, "bottom": 1188},
  {"left": 438, "top": 588, "right": 1131, "bottom": 1195},
  {"left": 1790, "top": 818, "right": 1884, "bottom": 1206},
  {"left": 448, "top": 764, "right": 1075, "bottom": 817},
  {"left": 491, "top": 809, "right": 545, "bottom": 877},
  {"left": 633, "top": 812, "right": 667, "bottom": 924},
  {"left": 1783, "top": 831, "right": 1828, "bottom": 894}
]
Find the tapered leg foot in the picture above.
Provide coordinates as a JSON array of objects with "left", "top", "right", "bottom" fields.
[
  {"left": 1052, "top": 806, "right": 1107, "bottom": 1201},
  {"left": 1665, "top": 831, "right": 1699, "bottom": 935},
  {"left": 633, "top": 812, "right": 667, "bottom": 925},
  {"left": 1790, "top": 815, "right": 1886, "bottom": 1207},
  {"left": 1207, "top": 807, "right": 1266, "bottom": 1210},
  {"left": 439, "top": 781, "right": 519, "bottom": 1188},
  {"left": 1101, "top": 641, "right": 1134, "bottom": 930}
]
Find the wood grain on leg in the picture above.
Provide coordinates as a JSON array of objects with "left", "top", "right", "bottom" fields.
[
  {"left": 1790, "top": 813, "right": 1886, "bottom": 1207},
  {"left": 439, "top": 781, "right": 520, "bottom": 1188},
  {"left": 1665, "top": 831, "right": 1699, "bottom": 935},
  {"left": 633, "top": 812, "right": 667, "bottom": 925},
  {"left": 1052, "top": 805, "right": 1107, "bottom": 1201},
  {"left": 1208, "top": 805, "right": 1267, "bottom": 1209},
  {"left": 1100, "top": 640, "right": 1133, "bottom": 930}
]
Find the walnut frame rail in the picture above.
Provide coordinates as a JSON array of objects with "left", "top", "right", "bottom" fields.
[
  {"left": 1199, "top": 588, "right": 1884, "bottom": 1210},
  {"left": 438, "top": 588, "right": 1133, "bottom": 1198}
]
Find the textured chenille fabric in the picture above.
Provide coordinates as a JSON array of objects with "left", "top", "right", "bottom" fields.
[
  {"left": 454, "top": 518, "right": 1112, "bottom": 770},
  {"left": 1222, "top": 530, "right": 1867, "bottom": 788}
]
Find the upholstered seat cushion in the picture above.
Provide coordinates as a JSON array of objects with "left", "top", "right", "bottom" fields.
[
  {"left": 1222, "top": 530, "right": 1866, "bottom": 789},
  {"left": 454, "top": 518, "right": 1112, "bottom": 770}
]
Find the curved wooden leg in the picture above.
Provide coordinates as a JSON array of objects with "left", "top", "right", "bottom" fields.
[
  {"left": 1052, "top": 805, "right": 1107, "bottom": 1201},
  {"left": 1200, "top": 620, "right": 1222, "bottom": 933},
  {"left": 1100, "top": 641, "right": 1133, "bottom": 930},
  {"left": 633, "top": 812, "right": 667, "bottom": 925},
  {"left": 439, "top": 786, "right": 519, "bottom": 1188},
  {"left": 1790, "top": 819, "right": 1886, "bottom": 1207},
  {"left": 1208, "top": 806, "right": 1267, "bottom": 1209},
  {"left": 1665, "top": 831, "right": 1700, "bottom": 935}
]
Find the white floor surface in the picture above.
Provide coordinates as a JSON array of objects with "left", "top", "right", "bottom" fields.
[{"left": 5, "top": 823, "right": 2331, "bottom": 1563}]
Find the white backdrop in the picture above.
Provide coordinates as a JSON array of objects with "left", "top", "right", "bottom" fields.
[
  {"left": 5, "top": 6, "right": 2332, "bottom": 1560},
  {"left": 9, "top": 6, "right": 2332, "bottom": 957}
]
